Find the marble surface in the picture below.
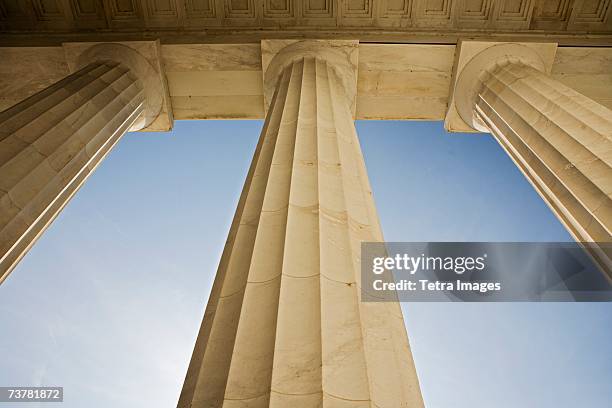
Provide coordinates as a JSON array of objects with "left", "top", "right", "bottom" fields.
[
  {"left": 261, "top": 40, "right": 359, "bottom": 115},
  {"left": 1, "top": 0, "right": 611, "bottom": 47},
  {"left": 63, "top": 41, "right": 173, "bottom": 132},
  {"left": 1, "top": 43, "right": 611, "bottom": 129},
  {"left": 0, "top": 61, "right": 145, "bottom": 283},
  {"left": 178, "top": 56, "right": 423, "bottom": 408},
  {"left": 552, "top": 47, "right": 612, "bottom": 112},
  {"left": 475, "top": 61, "right": 612, "bottom": 277},
  {"left": 161, "top": 44, "right": 264, "bottom": 119},
  {"left": 445, "top": 41, "right": 559, "bottom": 133},
  {"left": 357, "top": 44, "right": 454, "bottom": 120},
  {"left": 0, "top": 47, "right": 69, "bottom": 114}
]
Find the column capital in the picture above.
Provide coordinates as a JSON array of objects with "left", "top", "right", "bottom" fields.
[
  {"left": 445, "top": 41, "right": 558, "bottom": 133},
  {"left": 62, "top": 41, "right": 173, "bottom": 132},
  {"left": 261, "top": 40, "right": 359, "bottom": 117}
]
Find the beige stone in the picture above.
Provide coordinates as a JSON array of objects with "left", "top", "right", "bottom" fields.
[
  {"left": 63, "top": 41, "right": 173, "bottom": 132},
  {"left": 551, "top": 47, "right": 612, "bottom": 112},
  {"left": 177, "top": 42, "right": 423, "bottom": 408},
  {"left": 0, "top": 34, "right": 610, "bottom": 408},
  {"left": 452, "top": 42, "right": 612, "bottom": 279},
  {"left": 0, "top": 5, "right": 610, "bottom": 404},
  {"left": 445, "top": 41, "right": 558, "bottom": 133},
  {"left": 0, "top": 45, "right": 161, "bottom": 284},
  {"left": 3, "top": 43, "right": 612, "bottom": 123},
  {"left": 1, "top": 0, "right": 612, "bottom": 46}
]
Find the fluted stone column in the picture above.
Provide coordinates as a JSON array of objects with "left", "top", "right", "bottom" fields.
[
  {"left": 454, "top": 43, "right": 612, "bottom": 279},
  {"left": 178, "top": 43, "right": 423, "bottom": 408},
  {"left": 0, "top": 43, "right": 162, "bottom": 284}
]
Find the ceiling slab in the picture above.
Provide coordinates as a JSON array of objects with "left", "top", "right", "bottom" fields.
[{"left": 1, "top": 0, "right": 611, "bottom": 46}]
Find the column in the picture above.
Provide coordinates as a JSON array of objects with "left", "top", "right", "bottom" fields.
[
  {"left": 455, "top": 44, "right": 612, "bottom": 279},
  {"left": 0, "top": 44, "right": 161, "bottom": 284},
  {"left": 178, "top": 47, "right": 423, "bottom": 407}
]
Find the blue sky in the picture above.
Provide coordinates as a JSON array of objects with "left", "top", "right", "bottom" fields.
[{"left": 0, "top": 120, "right": 610, "bottom": 407}]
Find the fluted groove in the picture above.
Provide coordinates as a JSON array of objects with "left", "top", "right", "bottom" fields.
[
  {"left": 269, "top": 57, "right": 322, "bottom": 406},
  {"left": 474, "top": 60, "right": 612, "bottom": 275},
  {"left": 0, "top": 62, "right": 103, "bottom": 126},
  {"left": 0, "top": 61, "right": 145, "bottom": 283},
  {"left": 479, "top": 69, "right": 610, "bottom": 220},
  {"left": 178, "top": 60, "right": 296, "bottom": 408},
  {"left": 179, "top": 56, "right": 423, "bottom": 408},
  {"left": 489, "top": 63, "right": 610, "bottom": 181},
  {"left": 319, "top": 60, "right": 371, "bottom": 405},
  {"left": 229, "top": 59, "right": 306, "bottom": 405},
  {"left": 1, "top": 63, "right": 125, "bottom": 140}
]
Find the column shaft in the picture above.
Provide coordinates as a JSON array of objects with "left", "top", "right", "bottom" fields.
[
  {"left": 0, "top": 61, "right": 145, "bottom": 283},
  {"left": 474, "top": 61, "right": 612, "bottom": 275},
  {"left": 178, "top": 57, "right": 423, "bottom": 408}
]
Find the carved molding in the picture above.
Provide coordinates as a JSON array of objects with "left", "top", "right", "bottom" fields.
[
  {"left": 415, "top": 0, "right": 454, "bottom": 26},
  {"left": 573, "top": 0, "right": 610, "bottom": 23},
  {"left": 342, "top": 0, "right": 373, "bottom": 18},
  {"left": 32, "top": 0, "right": 65, "bottom": 21},
  {"left": 70, "top": 0, "right": 106, "bottom": 21},
  {"left": 144, "top": 0, "right": 179, "bottom": 18},
  {"left": 186, "top": 0, "right": 216, "bottom": 18},
  {"left": 263, "top": 0, "right": 293, "bottom": 18},
  {"left": 0, "top": 0, "right": 610, "bottom": 33},
  {"left": 457, "top": 0, "right": 493, "bottom": 22},
  {"left": 224, "top": 0, "right": 255, "bottom": 18},
  {"left": 380, "top": 0, "right": 412, "bottom": 17},
  {"left": 303, "top": 0, "right": 334, "bottom": 18},
  {"left": 103, "top": 0, "right": 144, "bottom": 27}
]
